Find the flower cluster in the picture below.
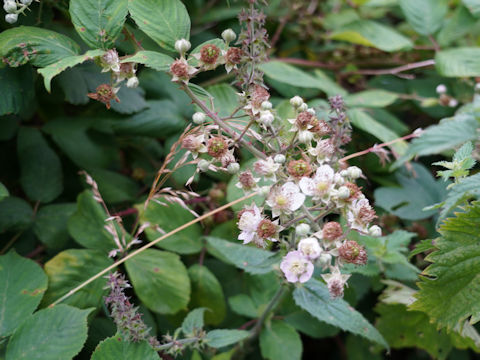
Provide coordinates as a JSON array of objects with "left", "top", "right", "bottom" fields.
[{"left": 3, "top": 0, "right": 33, "bottom": 24}]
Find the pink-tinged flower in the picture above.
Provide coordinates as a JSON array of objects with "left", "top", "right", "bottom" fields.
[
  {"left": 266, "top": 182, "right": 305, "bottom": 218},
  {"left": 255, "top": 218, "right": 280, "bottom": 246},
  {"left": 237, "top": 205, "right": 263, "bottom": 244},
  {"left": 299, "top": 165, "right": 335, "bottom": 201},
  {"left": 280, "top": 251, "right": 314, "bottom": 283},
  {"left": 321, "top": 268, "right": 351, "bottom": 299},
  {"left": 254, "top": 157, "right": 280, "bottom": 181},
  {"left": 347, "top": 198, "right": 377, "bottom": 233},
  {"left": 170, "top": 58, "right": 197, "bottom": 83},
  {"left": 181, "top": 134, "right": 207, "bottom": 159},
  {"left": 244, "top": 85, "right": 270, "bottom": 115},
  {"left": 298, "top": 237, "right": 322, "bottom": 260},
  {"left": 308, "top": 139, "right": 335, "bottom": 162},
  {"left": 236, "top": 170, "right": 260, "bottom": 191}
]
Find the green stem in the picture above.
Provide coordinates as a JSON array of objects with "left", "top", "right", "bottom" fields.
[{"left": 155, "top": 337, "right": 199, "bottom": 351}]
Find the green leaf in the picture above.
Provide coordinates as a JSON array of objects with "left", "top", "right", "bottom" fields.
[
  {"left": 399, "top": 0, "right": 447, "bottom": 35},
  {"left": 435, "top": 48, "right": 480, "bottom": 77},
  {"left": 70, "top": 0, "right": 128, "bottom": 49},
  {"left": 374, "top": 163, "right": 447, "bottom": 220},
  {"left": 345, "top": 90, "right": 398, "bottom": 108},
  {"left": 182, "top": 308, "right": 206, "bottom": 335},
  {"left": 33, "top": 203, "right": 76, "bottom": 250},
  {"left": 121, "top": 51, "right": 174, "bottom": 71},
  {"left": 260, "top": 320, "right": 302, "bottom": 360},
  {"left": 17, "top": 127, "right": 63, "bottom": 203},
  {"left": 128, "top": 0, "right": 191, "bottom": 52},
  {"left": 204, "top": 84, "right": 242, "bottom": 118},
  {"left": 0, "top": 66, "right": 35, "bottom": 116},
  {"left": 205, "top": 329, "right": 249, "bottom": 348},
  {"left": 41, "top": 249, "right": 113, "bottom": 309},
  {"left": 188, "top": 264, "right": 226, "bottom": 325},
  {"left": 293, "top": 278, "right": 388, "bottom": 348},
  {"left": 347, "top": 108, "right": 406, "bottom": 155},
  {"left": 376, "top": 303, "right": 452, "bottom": 359},
  {"left": 125, "top": 249, "right": 190, "bottom": 314},
  {"left": 139, "top": 200, "right": 202, "bottom": 254},
  {"left": 228, "top": 294, "right": 258, "bottom": 318},
  {"left": 259, "top": 61, "right": 348, "bottom": 97},
  {"left": 0, "top": 26, "right": 80, "bottom": 67},
  {"left": 0, "top": 197, "right": 33, "bottom": 233},
  {"left": 0, "top": 251, "right": 47, "bottom": 337},
  {"left": 0, "top": 182, "right": 9, "bottom": 202},
  {"left": 284, "top": 311, "right": 339, "bottom": 339},
  {"left": 462, "top": 0, "right": 480, "bottom": 16},
  {"left": 110, "top": 85, "right": 148, "bottom": 114},
  {"left": 441, "top": 173, "right": 480, "bottom": 220},
  {"left": 89, "top": 168, "right": 139, "bottom": 203},
  {"left": 6, "top": 304, "right": 92, "bottom": 360},
  {"left": 38, "top": 49, "right": 105, "bottom": 92},
  {"left": 68, "top": 190, "right": 117, "bottom": 252},
  {"left": 205, "top": 237, "right": 276, "bottom": 274},
  {"left": 91, "top": 335, "right": 160, "bottom": 360},
  {"left": 438, "top": 6, "right": 477, "bottom": 47},
  {"left": 411, "top": 201, "right": 480, "bottom": 329},
  {"left": 330, "top": 20, "right": 413, "bottom": 52}
]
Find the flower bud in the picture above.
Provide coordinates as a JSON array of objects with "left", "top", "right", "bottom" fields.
[
  {"left": 340, "top": 169, "right": 349, "bottom": 177},
  {"left": 259, "top": 110, "right": 274, "bottom": 126},
  {"left": 175, "top": 39, "right": 191, "bottom": 55},
  {"left": 259, "top": 185, "right": 271, "bottom": 197},
  {"left": 198, "top": 159, "right": 210, "bottom": 172},
  {"left": 274, "top": 154, "right": 286, "bottom": 164},
  {"left": 5, "top": 13, "right": 17, "bottom": 23},
  {"left": 4, "top": 1, "right": 16, "bottom": 12},
  {"left": 298, "top": 130, "right": 313, "bottom": 143},
  {"left": 369, "top": 225, "right": 382, "bottom": 237},
  {"left": 221, "top": 28, "right": 236, "bottom": 44},
  {"left": 436, "top": 84, "right": 447, "bottom": 94},
  {"left": 298, "top": 103, "right": 308, "bottom": 112},
  {"left": 338, "top": 240, "right": 368, "bottom": 265},
  {"left": 306, "top": 108, "right": 316, "bottom": 116},
  {"left": 20, "top": 0, "right": 32, "bottom": 4},
  {"left": 318, "top": 253, "right": 332, "bottom": 266},
  {"left": 290, "top": 96, "right": 303, "bottom": 108},
  {"left": 347, "top": 166, "right": 362, "bottom": 179},
  {"left": 337, "top": 186, "right": 350, "bottom": 199},
  {"left": 227, "top": 162, "right": 240, "bottom": 174},
  {"left": 322, "top": 222, "right": 342, "bottom": 241},
  {"left": 448, "top": 98, "right": 458, "bottom": 107},
  {"left": 295, "top": 223, "right": 310, "bottom": 236},
  {"left": 261, "top": 101, "right": 272, "bottom": 110},
  {"left": 126, "top": 76, "right": 139, "bottom": 88},
  {"left": 192, "top": 112, "right": 206, "bottom": 124}
]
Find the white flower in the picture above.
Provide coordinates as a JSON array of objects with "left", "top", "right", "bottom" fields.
[
  {"left": 322, "top": 268, "right": 351, "bottom": 299},
  {"left": 280, "top": 251, "right": 314, "bottom": 283},
  {"left": 299, "top": 165, "right": 335, "bottom": 202},
  {"left": 182, "top": 134, "right": 207, "bottom": 159},
  {"left": 309, "top": 139, "right": 334, "bottom": 162},
  {"left": 266, "top": 182, "right": 305, "bottom": 218},
  {"left": 237, "top": 205, "right": 263, "bottom": 244},
  {"left": 347, "top": 198, "right": 377, "bottom": 233},
  {"left": 101, "top": 49, "right": 120, "bottom": 73},
  {"left": 254, "top": 157, "right": 280, "bottom": 181},
  {"left": 298, "top": 237, "right": 322, "bottom": 260}
]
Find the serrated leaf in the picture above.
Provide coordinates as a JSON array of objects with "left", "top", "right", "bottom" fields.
[
  {"left": 6, "top": 304, "right": 92, "bottom": 360},
  {"left": 38, "top": 49, "right": 104, "bottom": 92},
  {"left": 440, "top": 173, "right": 480, "bottom": 220},
  {"left": 121, "top": 51, "right": 174, "bottom": 71},
  {"left": 188, "top": 264, "right": 226, "bottom": 325},
  {"left": 436, "top": 48, "right": 480, "bottom": 77},
  {"left": 205, "top": 329, "right": 249, "bottom": 348},
  {"left": 182, "top": 308, "right": 206, "bottom": 335},
  {"left": 293, "top": 278, "right": 388, "bottom": 348},
  {"left": 330, "top": 20, "right": 413, "bottom": 52},
  {"left": 17, "top": 127, "right": 63, "bottom": 203},
  {"left": 70, "top": 0, "right": 128, "bottom": 49},
  {"left": 91, "top": 335, "right": 160, "bottom": 360},
  {"left": 41, "top": 249, "right": 113, "bottom": 309},
  {"left": 0, "top": 26, "right": 80, "bottom": 67},
  {"left": 128, "top": 0, "right": 190, "bottom": 52},
  {"left": 260, "top": 320, "right": 302, "bottom": 360},
  {"left": 345, "top": 90, "right": 398, "bottom": 108},
  {"left": 33, "top": 203, "right": 76, "bottom": 250},
  {"left": 399, "top": 0, "right": 447, "bottom": 35},
  {"left": 0, "top": 251, "right": 48, "bottom": 337},
  {"left": 411, "top": 201, "right": 480, "bottom": 329},
  {"left": 125, "top": 249, "right": 190, "bottom": 314},
  {"left": 0, "top": 66, "right": 35, "bottom": 116}
]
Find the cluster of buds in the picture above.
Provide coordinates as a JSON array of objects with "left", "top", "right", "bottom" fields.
[
  {"left": 436, "top": 84, "right": 458, "bottom": 108},
  {"left": 99, "top": 49, "right": 139, "bottom": 88},
  {"left": 169, "top": 30, "right": 244, "bottom": 84},
  {"left": 3, "top": 0, "right": 33, "bottom": 24},
  {"left": 233, "top": 95, "right": 382, "bottom": 299}
]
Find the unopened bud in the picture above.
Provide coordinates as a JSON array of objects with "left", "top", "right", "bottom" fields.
[
  {"left": 221, "top": 28, "right": 236, "bottom": 44},
  {"left": 347, "top": 166, "right": 362, "bottom": 179},
  {"left": 5, "top": 13, "right": 17, "bottom": 23},
  {"left": 436, "top": 84, "right": 447, "bottom": 94},
  {"left": 298, "top": 131, "right": 313, "bottom": 143},
  {"left": 259, "top": 185, "right": 271, "bottom": 197},
  {"left": 295, "top": 223, "right": 310, "bottom": 236},
  {"left": 299, "top": 103, "right": 308, "bottom": 112},
  {"left": 290, "top": 96, "right": 303, "bottom": 108},
  {"left": 259, "top": 111, "right": 274, "bottom": 126},
  {"left": 227, "top": 162, "right": 240, "bottom": 174},
  {"left": 337, "top": 186, "right": 350, "bottom": 199},
  {"left": 307, "top": 108, "right": 316, "bottom": 116},
  {"left": 340, "top": 169, "right": 349, "bottom": 177},
  {"left": 274, "top": 154, "right": 286, "bottom": 164},
  {"left": 261, "top": 101, "right": 272, "bottom": 110},
  {"left": 20, "top": 0, "right": 32, "bottom": 4},
  {"left": 126, "top": 76, "right": 139, "bottom": 88},
  {"left": 175, "top": 39, "right": 191, "bottom": 55},
  {"left": 4, "top": 1, "right": 16, "bottom": 12},
  {"left": 318, "top": 253, "right": 332, "bottom": 266},
  {"left": 198, "top": 159, "right": 210, "bottom": 172},
  {"left": 192, "top": 112, "right": 206, "bottom": 124},
  {"left": 448, "top": 98, "right": 458, "bottom": 107},
  {"left": 369, "top": 225, "right": 382, "bottom": 237}
]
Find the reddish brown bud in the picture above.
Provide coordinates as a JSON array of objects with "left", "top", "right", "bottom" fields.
[
  {"left": 170, "top": 59, "right": 190, "bottom": 78},
  {"left": 359, "top": 204, "right": 377, "bottom": 224},
  {"left": 310, "top": 118, "right": 331, "bottom": 136},
  {"left": 338, "top": 240, "right": 368, "bottom": 265},
  {"left": 239, "top": 170, "right": 257, "bottom": 190},
  {"left": 256, "top": 219, "right": 276, "bottom": 239},
  {"left": 344, "top": 182, "right": 362, "bottom": 200},
  {"left": 287, "top": 160, "right": 312, "bottom": 179},
  {"left": 207, "top": 137, "right": 228, "bottom": 158},
  {"left": 225, "top": 47, "right": 243, "bottom": 64},
  {"left": 296, "top": 111, "right": 313, "bottom": 130},
  {"left": 322, "top": 222, "right": 343, "bottom": 241},
  {"left": 251, "top": 85, "right": 270, "bottom": 108},
  {"left": 181, "top": 135, "right": 200, "bottom": 152},
  {"left": 200, "top": 44, "right": 220, "bottom": 64},
  {"left": 87, "top": 84, "right": 119, "bottom": 109}
]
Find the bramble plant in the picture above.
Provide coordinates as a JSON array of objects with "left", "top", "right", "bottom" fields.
[{"left": 1, "top": 0, "right": 480, "bottom": 359}]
